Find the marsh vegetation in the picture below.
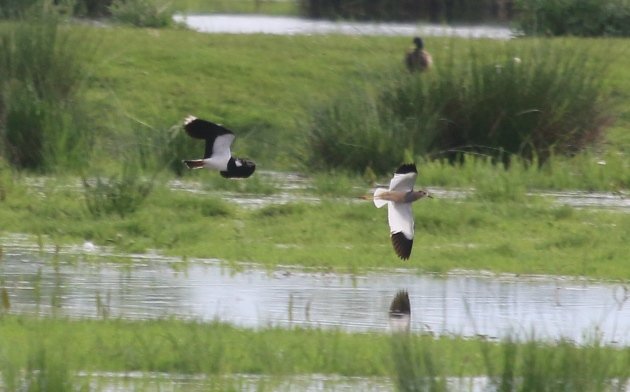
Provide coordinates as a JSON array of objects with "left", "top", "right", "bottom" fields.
[
  {"left": 0, "top": 316, "right": 628, "bottom": 391},
  {"left": 307, "top": 39, "right": 613, "bottom": 174},
  {"left": 0, "top": 4, "right": 627, "bottom": 273},
  {"left": 0, "top": 2, "right": 629, "bottom": 390}
]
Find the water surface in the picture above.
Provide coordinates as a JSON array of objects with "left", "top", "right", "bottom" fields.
[
  {"left": 174, "top": 14, "right": 514, "bottom": 39},
  {"left": 2, "top": 241, "right": 628, "bottom": 345},
  {"left": 22, "top": 172, "right": 629, "bottom": 212}
]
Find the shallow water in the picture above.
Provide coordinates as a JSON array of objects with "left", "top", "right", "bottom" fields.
[
  {"left": 78, "top": 372, "right": 523, "bottom": 392},
  {"left": 2, "top": 241, "right": 628, "bottom": 345},
  {"left": 169, "top": 172, "right": 630, "bottom": 212},
  {"left": 21, "top": 172, "right": 629, "bottom": 212},
  {"left": 81, "top": 371, "right": 393, "bottom": 392},
  {"left": 174, "top": 14, "right": 514, "bottom": 39}
]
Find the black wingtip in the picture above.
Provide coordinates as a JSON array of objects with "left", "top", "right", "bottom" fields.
[
  {"left": 389, "top": 290, "right": 411, "bottom": 316},
  {"left": 391, "top": 232, "right": 413, "bottom": 260},
  {"left": 394, "top": 163, "right": 417, "bottom": 175}
]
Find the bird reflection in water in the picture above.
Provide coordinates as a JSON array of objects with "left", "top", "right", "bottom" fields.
[{"left": 388, "top": 289, "right": 411, "bottom": 333}]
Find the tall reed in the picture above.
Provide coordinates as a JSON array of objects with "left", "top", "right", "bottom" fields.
[
  {"left": 298, "top": 0, "right": 514, "bottom": 22},
  {"left": 390, "top": 334, "right": 448, "bottom": 392},
  {"left": 391, "top": 335, "right": 630, "bottom": 392},
  {"left": 307, "top": 39, "right": 612, "bottom": 174},
  {"left": 74, "top": 0, "right": 113, "bottom": 17},
  {"left": 0, "top": 0, "right": 41, "bottom": 17},
  {"left": 482, "top": 338, "right": 630, "bottom": 392},
  {"left": 109, "top": 0, "right": 175, "bottom": 28},
  {"left": 515, "top": 0, "right": 630, "bottom": 37},
  {"left": 0, "top": 12, "right": 98, "bottom": 172}
]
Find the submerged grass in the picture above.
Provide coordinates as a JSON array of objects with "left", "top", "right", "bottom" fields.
[
  {"left": 0, "top": 176, "right": 629, "bottom": 279},
  {"left": 0, "top": 316, "right": 628, "bottom": 389}
]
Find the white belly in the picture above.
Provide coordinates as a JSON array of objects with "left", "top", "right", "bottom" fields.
[{"left": 203, "top": 156, "right": 229, "bottom": 171}]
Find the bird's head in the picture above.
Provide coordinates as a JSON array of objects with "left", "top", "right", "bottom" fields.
[
  {"left": 221, "top": 157, "right": 256, "bottom": 178},
  {"left": 235, "top": 158, "right": 255, "bottom": 169},
  {"left": 413, "top": 190, "right": 432, "bottom": 200},
  {"left": 413, "top": 36, "right": 424, "bottom": 50}
]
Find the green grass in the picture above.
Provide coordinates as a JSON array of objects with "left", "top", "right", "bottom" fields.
[
  {"left": 418, "top": 151, "right": 629, "bottom": 192},
  {"left": 297, "top": 0, "right": 512, "bottom": 22},
  {"left": 83, "top": 30, "right": 630, "bottom": 177},
  {"left": 515, "top": 0, "right": 630, "bottom": 37},
  {"left": 1, "top": 28, "right": 628, "bottom": 279},
  {"left": 0, "top": 315, "right": 628, "bottom": 392},
  {"left": 87, "top": 29, "right": 401, "bottom": 169},
  {"left": 1, "top": 176, "right": 629, "bottom": 279},
  {"left": 1, "top": 23, "right": 629, "bottom": 278},
  {"left": 109, "top": 0, "right": 176, "bottom": 28},
  {"left": 170, "top": 0, "right": 298, "bottom": 15},
  {"left": 1, "top": 21, "right": 627, "bottom": 183},
  {"left": 1, "top": 21, "right": 629, "bottom": 392},
  {"left": 308, "top": 38, "right": 618, "bottom": 174},
  {"left": 0, "top": 15, "right": 98, "bottom": 172}
]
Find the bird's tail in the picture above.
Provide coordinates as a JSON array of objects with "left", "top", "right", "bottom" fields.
[
  {"left": 373, "top": 188, "right": 388, "bottom": 208},
  {"left": 183, "top": 160, "right": 204, "bottom": 169}
]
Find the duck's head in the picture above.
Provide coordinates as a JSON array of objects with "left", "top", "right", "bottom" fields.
[{"left": 413, "top": 36, "right": 424, "bottom": 50}]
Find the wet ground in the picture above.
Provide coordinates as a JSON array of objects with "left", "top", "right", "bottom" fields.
[
  {"left": 80, "top": 371, "right": 393, "bottom": 392},
  {"left": 2, "top": 236, "right": 628, "bottom": 345},
  {"left": 21, "top": 171, "right": 630, "bottom": 212}
]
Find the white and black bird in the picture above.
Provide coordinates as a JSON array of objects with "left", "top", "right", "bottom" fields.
[
  {"left": 182, "top": 115, "right": 256, "bottom": 178},
  {"left": 373, "top": 163, "right": 431, "bottom": 260}
]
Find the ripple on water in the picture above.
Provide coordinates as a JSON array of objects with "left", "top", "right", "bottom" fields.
[
  {"left": 1, "top": 243, "right": 629, "bottom": 346},
  {"left": 174, "top": 14, "right": 515, "bottom": 39}
]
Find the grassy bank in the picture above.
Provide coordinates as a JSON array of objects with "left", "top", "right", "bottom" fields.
[
  {"left": 1, "top": 23, "right": 629, "bottom": 279},
  {"left": 2, "top": 20, "right": 628, "bottom": 183},
  {"left": 170, "top": 0, "right": 298, "bottom": 15},
  {"left": 1, "top": 174, "right": 628, "bottom": 279},
  {"left": 85, "top": 30, "right": 630, "bottom": 175},
  {"left": 0, "top": 316, "right": 628, "bottom": 386}
]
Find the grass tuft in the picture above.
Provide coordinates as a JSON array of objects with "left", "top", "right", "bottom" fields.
[
  {"left": 82, "top": 166, "right": 155, "bottom": 218},
  {"left": 0, "top": 12, "right": 98, "bottom": 172},
  {"left": 110, "top": 0, "right": 175, "bottom": 28},
  {"left": 515, "top": 0, "right": 630, "bottom": 37},
  {"left": 307, "top": 39, "right": 613, "bottom": 174}
]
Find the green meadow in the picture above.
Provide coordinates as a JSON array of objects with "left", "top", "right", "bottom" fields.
[
  {"left": 170, "top": 0, "right": 298, "bottom": 15},
  {"left": 1, "top": 178, "right": 629, "bottom": 278},
  {"left": 1, "top": 8, "right": 630, "bottom": 391},
  {"left": 1, "top": 23, "right": 629, "bottom": 278},
  {"left": 85, "top": 30, "right": 630, "bottom": 172}
]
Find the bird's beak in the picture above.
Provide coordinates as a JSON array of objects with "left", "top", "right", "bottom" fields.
[{"left": 427, "top": 194, "right": 433, "bottom": 199}]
